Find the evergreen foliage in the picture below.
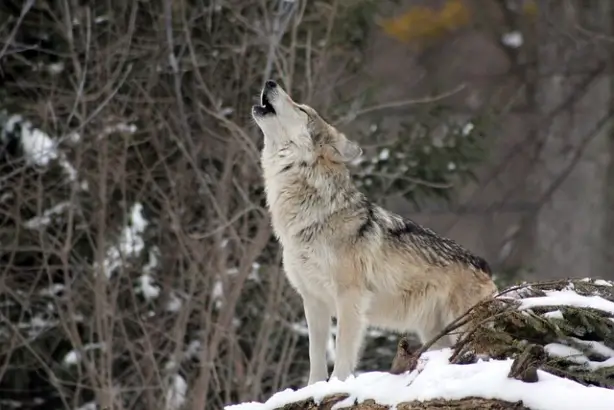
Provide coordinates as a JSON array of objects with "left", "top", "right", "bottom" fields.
[{"left": 451, "top": 279, "right": 614, "bottom": 389}]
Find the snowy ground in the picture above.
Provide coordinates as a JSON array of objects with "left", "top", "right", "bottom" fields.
[
  {"left": 226, "top": 348, "right": 614, "bottom": 410},
  {"left": 227, "top": 280, "right": 614, "bottom": 410}
]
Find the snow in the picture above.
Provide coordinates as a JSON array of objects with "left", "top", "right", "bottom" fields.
[
  {"left": 47, "top": 62, "right": 65, "bottom": 74},
  {"left": 225, "top": 349, "right": 614, "bottom": 410},
  {"left": 137, "top": 274, "right": 160, "bottom": 300},
  {"left": 212, "top": 280, "right": 224, "bottom": 308},
  {"left": 143, "top": 247, "right": 160, "bottom": 274},
  {"left": 544, "top": 343, "right": 587, "bottom": 364},
  {"left": 67, "top": 131, "right": 81, "bottom": 143},
  {"left": 95, "top": 15, "right": 109, "bottom": 24},
  {"left": 378, "top": 148, "right": 390, "bottom": 161},
  {"left": 166, "top": 292, "right": 182, "bottom": 312},
  {"left": 185, "top": 340, "right": 201, "bottom": 360},
  {"left": 290, "top": 322, "right": 308, "bottom": 336},
  {"left": 249, "top": 262, "right": 261, "bottom": 281},
  {"left": 5, "top": 115, "right": 58, "bottom": 166},
  {"left": 23, "top": 201, "right": 71, "bottom": 229},
  {"left": 572, "top": 338, "right": 614, "bottom": 358},
  {"left": 2, "top": 114, "right": 85, "bottom": 188},
  {"left": 19, "top": 315, "right": 58, "bottom": 339},
  {"left": 542, "top": 310, "right": 563, "bottom": 319},
  {"left": 502, "top": 31, "right": 523, "bottom": 48},
  {"left": 63, "top": 350, "right": 81, "bottom": 366},
  {"left": 545, "top": 342, "right": 614, "bottom": 371},
  {"left": 165, "top": 374, "right": 187, "bottom": 410},
  {"left": 137, "top": 247, "right": 161, "bottom": 300},
  {"left": 220, "top": 107, "right": 234, "bottom": 117},
  {"left": 39, "top": 283, "right": 65, "bottom": 297},
  {"left": 461, "top": 122, "right": 474, "bottom": 136},
  {"left": 516, "top": 289, "right": 614, "bottom": 314},
  {"left": 1, "top": 399, "right": 31, "bottom": 409},
  {"left": 62, "top": 343, "right": 105, "bottom": 366},
  {"left": 101, "top": 122, "right": 138, "bottom": 137},
  {"left": 98, "top": 203, "right": 148, "bottom": 278},
  {"left": 59, "top": 158, "right": 79, "bottom": 183}
]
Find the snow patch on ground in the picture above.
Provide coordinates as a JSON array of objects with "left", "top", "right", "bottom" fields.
[{"left": 226, "top": 349, "right": 614, "bottom": 410}]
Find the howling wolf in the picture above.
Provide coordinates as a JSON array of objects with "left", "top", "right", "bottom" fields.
[{"left": 251, "top": 80, "right": 497, "bottom": 384}]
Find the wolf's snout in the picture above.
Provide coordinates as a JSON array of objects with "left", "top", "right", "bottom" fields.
[{"left": 262, "top": 80, "right": 278, "bottom": 105}]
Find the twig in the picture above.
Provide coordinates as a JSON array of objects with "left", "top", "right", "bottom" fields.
[
  {"left": 337, "top": 84, "right": 467, "bottom": 125},
  {"left": 0, "top": 0, "right": 35, "bottom": 60},
  {"left": 262, "top": 0, "right": 297, "bottom": 83},
  {"left": 368, "top": 172, "right": 454, "bottom": 189}
]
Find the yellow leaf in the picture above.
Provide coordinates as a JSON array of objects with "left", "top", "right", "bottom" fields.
[
  {"left": 522, "top": 0, "right": 539, "bottom": 17},
  {"left": 380, "top": 0, "right": 471, "bottom": 44}
]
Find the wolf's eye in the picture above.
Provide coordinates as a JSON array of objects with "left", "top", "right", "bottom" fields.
[{"left": 297, "top": 106, "right": 309, "bottom": 115}]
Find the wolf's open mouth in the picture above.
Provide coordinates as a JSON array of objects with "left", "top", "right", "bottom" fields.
[
  {"left": 253, "top": 92, "right": 276, "bottom": 117},
  {"left": 261, "top": 92, "right": 276, "bottom": 114}
]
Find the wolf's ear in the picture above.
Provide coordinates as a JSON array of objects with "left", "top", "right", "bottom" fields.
[{"left": 336, "top": 135, "right": 362, "bottom": 163}]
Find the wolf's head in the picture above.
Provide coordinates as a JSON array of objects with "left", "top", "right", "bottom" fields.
[{"left": 252, "top": 80, "right": 362, "bottom": 164}]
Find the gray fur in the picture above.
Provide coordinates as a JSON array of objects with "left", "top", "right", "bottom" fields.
[{"left": 252, "top": 80, "right": 497, "bottom": 384}]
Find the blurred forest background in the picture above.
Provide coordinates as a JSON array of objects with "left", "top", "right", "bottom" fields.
[{"left": 1, "top": 0, "right": 613, "bottom": 409}]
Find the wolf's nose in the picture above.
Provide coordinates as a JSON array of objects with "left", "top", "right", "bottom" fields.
[{"left": 265, "top": 80, "right": 277, "bottom": 89}]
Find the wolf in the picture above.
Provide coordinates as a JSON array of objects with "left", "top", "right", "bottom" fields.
[{"left": 251, "top": 80, "right": 497, "bottom": 385}]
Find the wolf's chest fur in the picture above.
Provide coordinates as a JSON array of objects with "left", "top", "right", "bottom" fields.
[
  {"left": 262, "top": 152, "right": 366, "bottom": 286},
  {"left": 262, "top": 152, "right": 361, "bottom": 243}
]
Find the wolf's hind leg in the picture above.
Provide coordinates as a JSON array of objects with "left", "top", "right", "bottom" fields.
[{"left": 304, "top": 295, "right": 331, "bottom": 385}]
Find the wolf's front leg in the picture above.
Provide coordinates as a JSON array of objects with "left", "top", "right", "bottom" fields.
[
  {"left": 330, "top": 289, "right": 367, "bottom": 381},
  {"left": 303, "top": 295, "right": 331, "bottom": 385}
]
